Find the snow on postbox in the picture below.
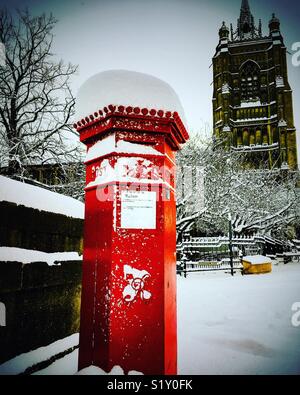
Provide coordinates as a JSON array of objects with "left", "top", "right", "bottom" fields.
[{"left": 74, "top": 70, "right": 189, "bottom": 375}]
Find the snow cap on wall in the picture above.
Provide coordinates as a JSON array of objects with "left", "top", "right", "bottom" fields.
[
  {"left": 0, "top": 175, "right": 84, "bottom": 219},
  {"left": 75, "top": 70, "right": 187, "bottom": 127}
]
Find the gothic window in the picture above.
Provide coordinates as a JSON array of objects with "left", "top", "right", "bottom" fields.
[
  {"left": 243, "top": 129, "right": 249, "bottom": 146},
  {"left": 273, "top": 128, "right": 279, "bottom": 143},
  {"left": 261, "top": 92, "right": 267, "bottom": 104},
  {"left": 240, "top": 61, "right": 260, "bottom": 101},
  {"left": 234, "top": 94, "right": 239, "bottom": 106},
  {"left": 237, "top": 130, "right": 243, "bottom": 146},
  {"left": 256, "top": 129, "right": 262, "bottom": 145},
  {"left": 262, "top": 130, "right": 269, "bottom": 145}
]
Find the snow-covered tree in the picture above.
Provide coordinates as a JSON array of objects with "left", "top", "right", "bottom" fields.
[
  {"left": 48, "top": 161, "right": 85, "bottom": 202},
  {"left": 0, "top": 9, "right": 83, "bottom": 189},
  {"left": 176, "top": 134, "right": 299, "bottom": 241}
]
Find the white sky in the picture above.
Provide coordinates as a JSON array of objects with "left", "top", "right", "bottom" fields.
[{"left": 1, "top": 0, "right": 300, "bottom": 158}]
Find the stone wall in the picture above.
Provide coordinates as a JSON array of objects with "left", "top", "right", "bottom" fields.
[
  {"left": 0, "top": 194, "right": 84, "bottom": 366},
  {"left": 0, "top": 260, "right": 82, "bottom": 365},
  {"left": 0, "top": 201, "right": 83, "bottom": 253}
]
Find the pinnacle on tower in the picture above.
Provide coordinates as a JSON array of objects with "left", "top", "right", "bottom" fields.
[
  {"left": 269, "top": 13, "right": 280, "bottom": 33},
  {"left": 219, "top": 21, "right": 229, "bottom": 39},
  {"left": 238, "top": 0, "right": 255, "bottom": 38},
  {"left": 241, "top": 0, "right": 250, "bottom": 11}
]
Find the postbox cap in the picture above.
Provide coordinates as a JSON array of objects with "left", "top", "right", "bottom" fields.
[{"left": 75, "top": 69, "right": 187, "bottom": 128}]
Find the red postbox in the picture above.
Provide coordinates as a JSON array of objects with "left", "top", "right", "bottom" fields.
[{"left": 74, "top": 71, "right": 189, "bottom": 375}]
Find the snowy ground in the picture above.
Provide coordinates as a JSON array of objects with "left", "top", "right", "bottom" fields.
[
  {"left": 178, "top": 263, "right": 300, "bottom": 375},
  {"left": 1, "top": 263, "right": 300, "bottom": 375}
]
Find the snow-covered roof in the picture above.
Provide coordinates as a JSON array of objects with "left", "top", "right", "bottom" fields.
[
  {"left": 75, "top": 70, "right": 187, "bottom": 126},
  {"left": 243, "top": 255, "right": 272, "bottom": 265},
  {"left": 0, "top": 175, "right": 84, "bottom": 219}
]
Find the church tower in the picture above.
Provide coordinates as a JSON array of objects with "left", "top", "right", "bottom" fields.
[{"left": 212, "top": 0, "right": 298, "bottom": 169}]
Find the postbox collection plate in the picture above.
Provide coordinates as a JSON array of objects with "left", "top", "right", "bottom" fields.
[{"left": 120, "top": 190, "right": 157, "bottom": 229}]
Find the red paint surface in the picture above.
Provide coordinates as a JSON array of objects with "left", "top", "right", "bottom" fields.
[{"left": 77, "top": 107, "right": 188, "bottom": 375}]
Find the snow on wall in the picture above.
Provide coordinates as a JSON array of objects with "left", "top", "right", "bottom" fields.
[
  {"left": 0, "top": 334, "right": 79, "bottom": 375},
  {"left": 85, "top": 134, "right": 163, "bottom": 163},
  {"left": 276, "top": 76, "right": 284, "bottom": 88},
  {"left": 222, "top": 83, "right": 230, "bottom": 94},
  {"left": 0, "top": 176, "right": 84, "bottom": 219},
  {"left": 240, "top": 100, "right": 261, "bottom": 108},
  {"left": 0, "top": 247, "right": 82, "bottom": 266},
  {"left": 75, "top": 70, "right": 187, "bottom": 126}
]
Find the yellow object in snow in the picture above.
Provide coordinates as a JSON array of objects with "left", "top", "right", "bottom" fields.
[{"left": 242, "top": 255, "right": 272, "bottom": 275}]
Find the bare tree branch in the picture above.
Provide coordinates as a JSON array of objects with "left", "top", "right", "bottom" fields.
[{"left": 0, "top": 8, "right": 82, "bottom": 188}]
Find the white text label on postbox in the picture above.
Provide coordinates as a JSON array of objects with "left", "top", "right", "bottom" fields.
[{"left": 120, "top": 191, "right": 157, "bottom": 229}]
